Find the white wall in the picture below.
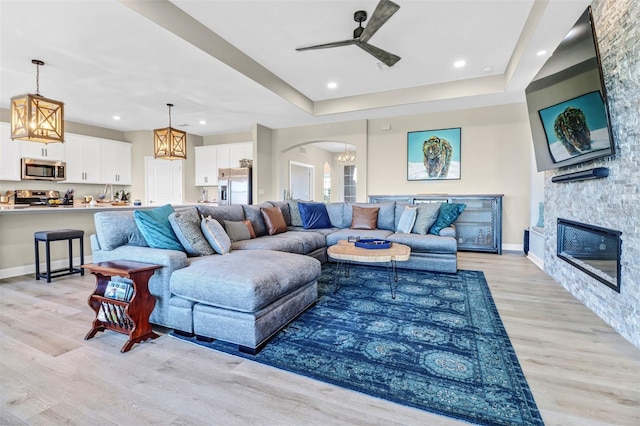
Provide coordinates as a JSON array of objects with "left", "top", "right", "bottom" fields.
[
  {"left": 253, "top": 123, "right": 274, "bottom": 203},
  {"left": 367, "top": 103, "right": 532, "bottom": 248}
]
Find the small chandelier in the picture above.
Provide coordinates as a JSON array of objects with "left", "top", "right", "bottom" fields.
[
  {"left": 154, "top": 103, "right": 187, "bottom": 160},
  {"left": 336, "top": 143, "right": 355, "bottom": 162},
  {"left": 10, "top": 59, "right": 65, "bottom": 143}
]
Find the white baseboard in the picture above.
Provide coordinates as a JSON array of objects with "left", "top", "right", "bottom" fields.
[
  {"left": 502, "top": 243, "right": 523, "bottom": 252},
  {"left": 527, "top": 252, "right": 544, "bottom": 270},
  {"left": 0, "top": 255, "right": 93, "bottom": 280}
]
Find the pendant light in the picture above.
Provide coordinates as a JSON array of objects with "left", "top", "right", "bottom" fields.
[
  {"left": 336, "top": 143, "right": 355, "bottom": 162},
  {"left": 10, "top": 59, "right": 65, "bottom": 143},
  {"left": 154, "top": 103, "right": 187, "bottom": 160}
]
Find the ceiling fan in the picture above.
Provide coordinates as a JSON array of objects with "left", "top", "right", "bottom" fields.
[{"left": 295, "top": 0, "right": 401, "bottom": 67}]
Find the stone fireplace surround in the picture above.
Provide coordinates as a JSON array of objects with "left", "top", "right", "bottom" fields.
[{"left": 543, "top": 0, "right": 639, "bottom": 348}]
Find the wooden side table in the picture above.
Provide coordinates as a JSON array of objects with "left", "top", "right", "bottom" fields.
[{"left": 83, "top": 260, "right": 162, "bottom": 353}]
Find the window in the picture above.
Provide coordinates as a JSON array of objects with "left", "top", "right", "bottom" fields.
[
  {"left": 323, "top": 162, "right": 331, "bottom": 203},
  {"left": 323, "top": 173, "right": 331, "bottom": 203},
  {"left": 343, "top": 165, "right": 356, "bottom": 203}
]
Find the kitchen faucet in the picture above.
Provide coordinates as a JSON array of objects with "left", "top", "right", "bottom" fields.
[{"left": 103, "top": 183, "right": 114, "bottom": 202}]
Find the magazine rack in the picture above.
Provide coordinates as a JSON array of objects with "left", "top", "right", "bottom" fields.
[{"left": 83, "top": 260, "right": 162, "bottom": 353}]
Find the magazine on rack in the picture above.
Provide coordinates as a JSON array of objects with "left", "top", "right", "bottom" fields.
[{"left": 104, "top": 280, "right": 134, "bottom": 302}]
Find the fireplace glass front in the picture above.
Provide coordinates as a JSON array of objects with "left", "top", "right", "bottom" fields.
[{"left": 557, "top": 218, "right": 621, "bottom": 292}]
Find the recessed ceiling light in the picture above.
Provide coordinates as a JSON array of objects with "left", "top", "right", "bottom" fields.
[
  {"left": 112, "top": 115, "right": 121, "bottom": 120},
  {"left": 454, "top": 60, "right": 466, "bottom": 68},
  {"left": 199, "top": 120, "right": 207, "bottom": 125},
  {"left": 537, "top": 50, "right": 547, "bottom": 56},
  {"left": 482, "top": 66, "right": 493, "bottom": 73},
  {"left": 327, "top": 81, "right": 338, "bottom": 89}
]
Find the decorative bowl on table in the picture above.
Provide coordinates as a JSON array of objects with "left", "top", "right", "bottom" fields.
[{"left": 354, "top": 239, "right": 392, "bottom": 249}]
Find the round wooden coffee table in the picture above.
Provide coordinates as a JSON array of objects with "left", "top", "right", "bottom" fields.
[{"left": 327, "top": 240, "right": 410, "bottom": 299}]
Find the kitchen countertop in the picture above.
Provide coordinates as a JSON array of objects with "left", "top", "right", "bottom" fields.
[
  {"left": 0, "top": 203, "right": 149, "bottom": 214},
  {"left": 0, "top": 202, "right": 219, "bottom": 214}
]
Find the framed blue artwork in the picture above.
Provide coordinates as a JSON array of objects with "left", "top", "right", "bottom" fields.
[
  {"left": 407, "top": 127, "right": 461, "bottom": 180},
  {"left": 538, "top": 91, "right": 612, "bottom": 163}
]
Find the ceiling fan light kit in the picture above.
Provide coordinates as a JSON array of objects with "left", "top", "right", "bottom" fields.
[
  {"left": 154, "top": 103, "right": 187, "bottom": 160},
  {"left": 10, "top": 59, "right": 65, "bottom": 144},
  {"left": 295, "top": 0, "right": 401, "bottom": 67}
]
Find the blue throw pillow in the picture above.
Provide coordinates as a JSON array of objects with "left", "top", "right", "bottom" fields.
[
  {"left": 134, "top": 204, "right": 185, "bottom": 251},
  {"left": 429, "top": 203, "right": 466, "bottom": 235},
  {"left": 298, "top": 202, "right": 332, "bottom": 229}
]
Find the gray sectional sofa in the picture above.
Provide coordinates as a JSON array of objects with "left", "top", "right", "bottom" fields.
[{"left": 90, "top": 200, "right": 458, "bottom": 353}]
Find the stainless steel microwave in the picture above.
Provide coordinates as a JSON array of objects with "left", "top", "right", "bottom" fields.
[{"left": 21, "top": 158, "right": 66, "bottom": 181}]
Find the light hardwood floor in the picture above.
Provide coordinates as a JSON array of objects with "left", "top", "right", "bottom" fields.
[{"left": 1, "top": 252, "right": 638, "bottom": 425}]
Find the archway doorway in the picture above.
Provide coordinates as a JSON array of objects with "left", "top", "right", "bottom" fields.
[{"left": 289, "top": 161, "right": 314, "bottom": 201}]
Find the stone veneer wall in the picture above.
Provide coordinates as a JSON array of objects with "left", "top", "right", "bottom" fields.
[{"left": 544, "top": 0, "right": 639, "bottom": 347}]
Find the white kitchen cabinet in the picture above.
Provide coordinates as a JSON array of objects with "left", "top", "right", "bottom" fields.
[
  {"left": 64, "top": 134, "right": 102, "bottom": 183},
  {"left": 100, "top": 140, "right": 132, "bottom": 185},
  {"left": 195, "top": 145, "right": 217, "bottom": 186},
  {"left": 20, "top": 138, "right": 65, "bottom": 161},
  {"left": 216, "top": 144, "right": 230, "bottom": 172},
  {"left": 0, "top": 123, "right": 21, "bottom": 181},
  {"left": 195, "top": 143, "right": 252, "bottom": 186},
  {"left": 229, "top": 142, "right": 252, "bottom": 167}
]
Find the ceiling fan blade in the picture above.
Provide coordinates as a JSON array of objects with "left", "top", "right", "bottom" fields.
[
  {"left": 357, "top": 42, "right": 401, "bottom": 67},
  {"left": 359, "top": 0, "right": 400, "bottom": 43},
  {"left": 296, "top": 39, "right": 356, "bottom": 51}
]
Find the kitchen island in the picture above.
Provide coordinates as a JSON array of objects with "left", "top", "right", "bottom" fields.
[{"left": 0, "top": 203, "right": 159, "bottom": 279}]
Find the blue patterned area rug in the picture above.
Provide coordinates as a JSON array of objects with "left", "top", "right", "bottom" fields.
[{"left": 170, "top": 264, "right": 544, "bottom": 426}]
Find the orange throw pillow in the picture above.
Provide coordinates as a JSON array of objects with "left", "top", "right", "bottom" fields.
[{"left": 243, "top": 220, "right": 257, "bottom": 239}]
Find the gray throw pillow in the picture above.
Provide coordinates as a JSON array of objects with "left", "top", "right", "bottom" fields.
[
  {"left": 95, "top": 211, "right": 148, "bottom": 250},
  {"left": 287, "top": 199, "right": 303, "bottom": 227},
  {"left": 201, "top": 216, "right": 231, "bottom": 255},
  {"left": 412, "top": 202, "right": 442, "bottom": 235},
  {"left": 168, "top": 207, "right": 215, "bottom": 256},
  {"left": 223, "top": 220, "right": 252, "bottom": 242}
]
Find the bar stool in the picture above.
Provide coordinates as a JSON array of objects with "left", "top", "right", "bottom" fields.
[{"left": 34, "top": 229, "right": 85, "bottom": 283}]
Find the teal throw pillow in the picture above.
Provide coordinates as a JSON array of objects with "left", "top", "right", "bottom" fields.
[
  {"left": 412, "top": 202, "right": 441, "bottom": 235},
  {"left": 134, "top": 204, "right": 185, "bottom": 251},
  {"left": 429, "top": 203, "right": 466, "bottom": 235},
  {"left": 395, "top": 206, "right": 418, "bottom": 234},
  {"left": 298, "top": 202, "right": 332, "bottom": 229},
  {"left": 169, "top": 207, "right": 215, "bottom": 257}
]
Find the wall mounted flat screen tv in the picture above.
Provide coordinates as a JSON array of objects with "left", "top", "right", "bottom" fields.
[{"left": 525, "top": 7, "right": 616, "bottom": 172}]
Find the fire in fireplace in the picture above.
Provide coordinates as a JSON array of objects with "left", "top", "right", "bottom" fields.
[{"left": 557, "top": 218, "right": 622, "bottom": 292}]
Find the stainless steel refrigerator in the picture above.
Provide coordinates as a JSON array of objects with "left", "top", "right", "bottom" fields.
[{"left": 218, "top": 167, "right": 252, "bottom": 205}]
